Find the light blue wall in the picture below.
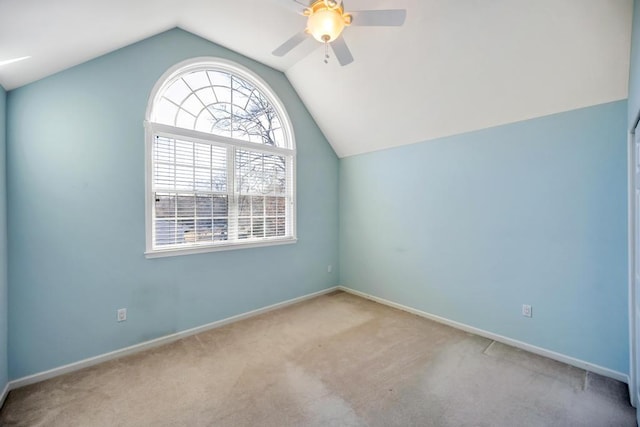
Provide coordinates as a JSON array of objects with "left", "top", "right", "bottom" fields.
[
  {"left": 630, "top": 0, "right": 640, "bottom": 128},
  {"left": 340, "top": 100, "right": 629, "bottom": 374},
  {"left": 0, "top": 85, "right": 7, "bottom": 392},
  {"left": 6, "top": 28, "right": 339, "bottom": 379}
]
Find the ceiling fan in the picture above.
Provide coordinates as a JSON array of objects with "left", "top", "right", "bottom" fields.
[{"left": 272, "top": 0, "right": 407, "bottom": 66}]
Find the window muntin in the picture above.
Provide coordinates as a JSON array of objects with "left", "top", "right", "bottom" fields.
[
  {"left": 146, "top": 59, "right": 296, "bottom": 257},
  {"left": 152, "top": 70, "right": 287, "bottom": 148}
]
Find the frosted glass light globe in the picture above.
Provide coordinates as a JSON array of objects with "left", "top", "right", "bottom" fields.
[{"left": 307, "top": 8, "right": 345, "bottom": 42}]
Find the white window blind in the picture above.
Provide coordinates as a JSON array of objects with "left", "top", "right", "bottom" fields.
[
  {"left": 235, "top": 149, "right": 289, "bottom": 240},
  {"left": 145, "top": 60, "right": 296, "bottom": 257}
]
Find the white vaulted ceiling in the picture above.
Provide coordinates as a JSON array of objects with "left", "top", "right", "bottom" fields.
[{"left": 0, "top": 0, "right": 633, "bottom": 157}]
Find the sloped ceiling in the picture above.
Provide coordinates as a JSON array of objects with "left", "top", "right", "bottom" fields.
[{"left": 0, "top": 0, "right": 633, "bottom": 157}]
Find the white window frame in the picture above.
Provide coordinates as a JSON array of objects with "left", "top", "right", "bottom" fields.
[{"left": 144, "top": 57, "right": 297, "bottom": 258}]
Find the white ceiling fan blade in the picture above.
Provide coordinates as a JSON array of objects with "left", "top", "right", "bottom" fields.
[
  {"left": 331, "top": 36, "right": 354, "bottom": 66},
  {"left": 272, "top": 31, "right": 309, "bottom": 56},
  {"left": 349, "top": 9, "right": 407, "bottom": 26},
  {"left": 278, "top": 0, "right": 309, "bottom": 14}
]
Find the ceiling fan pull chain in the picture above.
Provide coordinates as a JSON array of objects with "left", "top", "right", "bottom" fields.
[{"left": 324, "top": 41, "right": 329, "bottom": 64}]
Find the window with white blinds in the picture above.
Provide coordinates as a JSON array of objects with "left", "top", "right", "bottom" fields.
[{"left": 145, "top": 59, "right": 296, "bottom": 257}]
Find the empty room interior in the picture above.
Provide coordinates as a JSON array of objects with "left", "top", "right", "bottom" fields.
[{"left": 1, "top": 0, "right": 640, "bottom": 425}]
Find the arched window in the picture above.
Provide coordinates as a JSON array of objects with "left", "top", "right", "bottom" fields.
[{"left": 145, "top": 58, "right": 296, "bottom": 257}]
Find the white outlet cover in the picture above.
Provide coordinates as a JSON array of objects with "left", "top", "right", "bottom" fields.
[
  {"left": 117, "top": 308, "right": 127, "bottom": 322},
  {"left": 522, "top": 305, "right": 532, "bottom": 318}
]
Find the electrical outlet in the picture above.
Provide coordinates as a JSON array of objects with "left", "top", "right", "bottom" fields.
[
  {"left": 522, "top": 304, "right": 532, "bottom": 318},
  {"left": 327, "top": 265, "right": 332, "bottom": 273},
  {"left": 117, "top": 308, "right": 127, "bottom": 322}
]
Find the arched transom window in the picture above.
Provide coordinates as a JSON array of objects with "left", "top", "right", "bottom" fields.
[{"left": 145, "top": 58, "right": 296, "bottom": 257}]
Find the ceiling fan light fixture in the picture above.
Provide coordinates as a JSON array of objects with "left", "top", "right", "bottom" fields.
[
  {"left": 273, "top": 0, "right": 406, "bottom": 67},
  {"left": 307, "top": 6, "right": 346, "bottom": 43}
]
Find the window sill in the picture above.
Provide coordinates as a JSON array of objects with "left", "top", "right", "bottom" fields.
[{"left": 145, "top": 237, "right": 297, "bottom": 259}]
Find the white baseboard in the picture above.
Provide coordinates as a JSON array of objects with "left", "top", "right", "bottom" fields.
[
  {"left": 9, "top": 286, "right": 340, "bottom": 390},
  {"left": 338, "top": 286, "right": 629, "bottom": 384},
  {"left": 0, "top": 382, "right": 8, "bottom": 409},
  {"left": 7, "top": 284, "right": 628, "bottom": 392}
]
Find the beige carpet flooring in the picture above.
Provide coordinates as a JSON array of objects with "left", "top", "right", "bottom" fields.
[{"left": 0, "top": 291, "right": 635, "bottom": 426}]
